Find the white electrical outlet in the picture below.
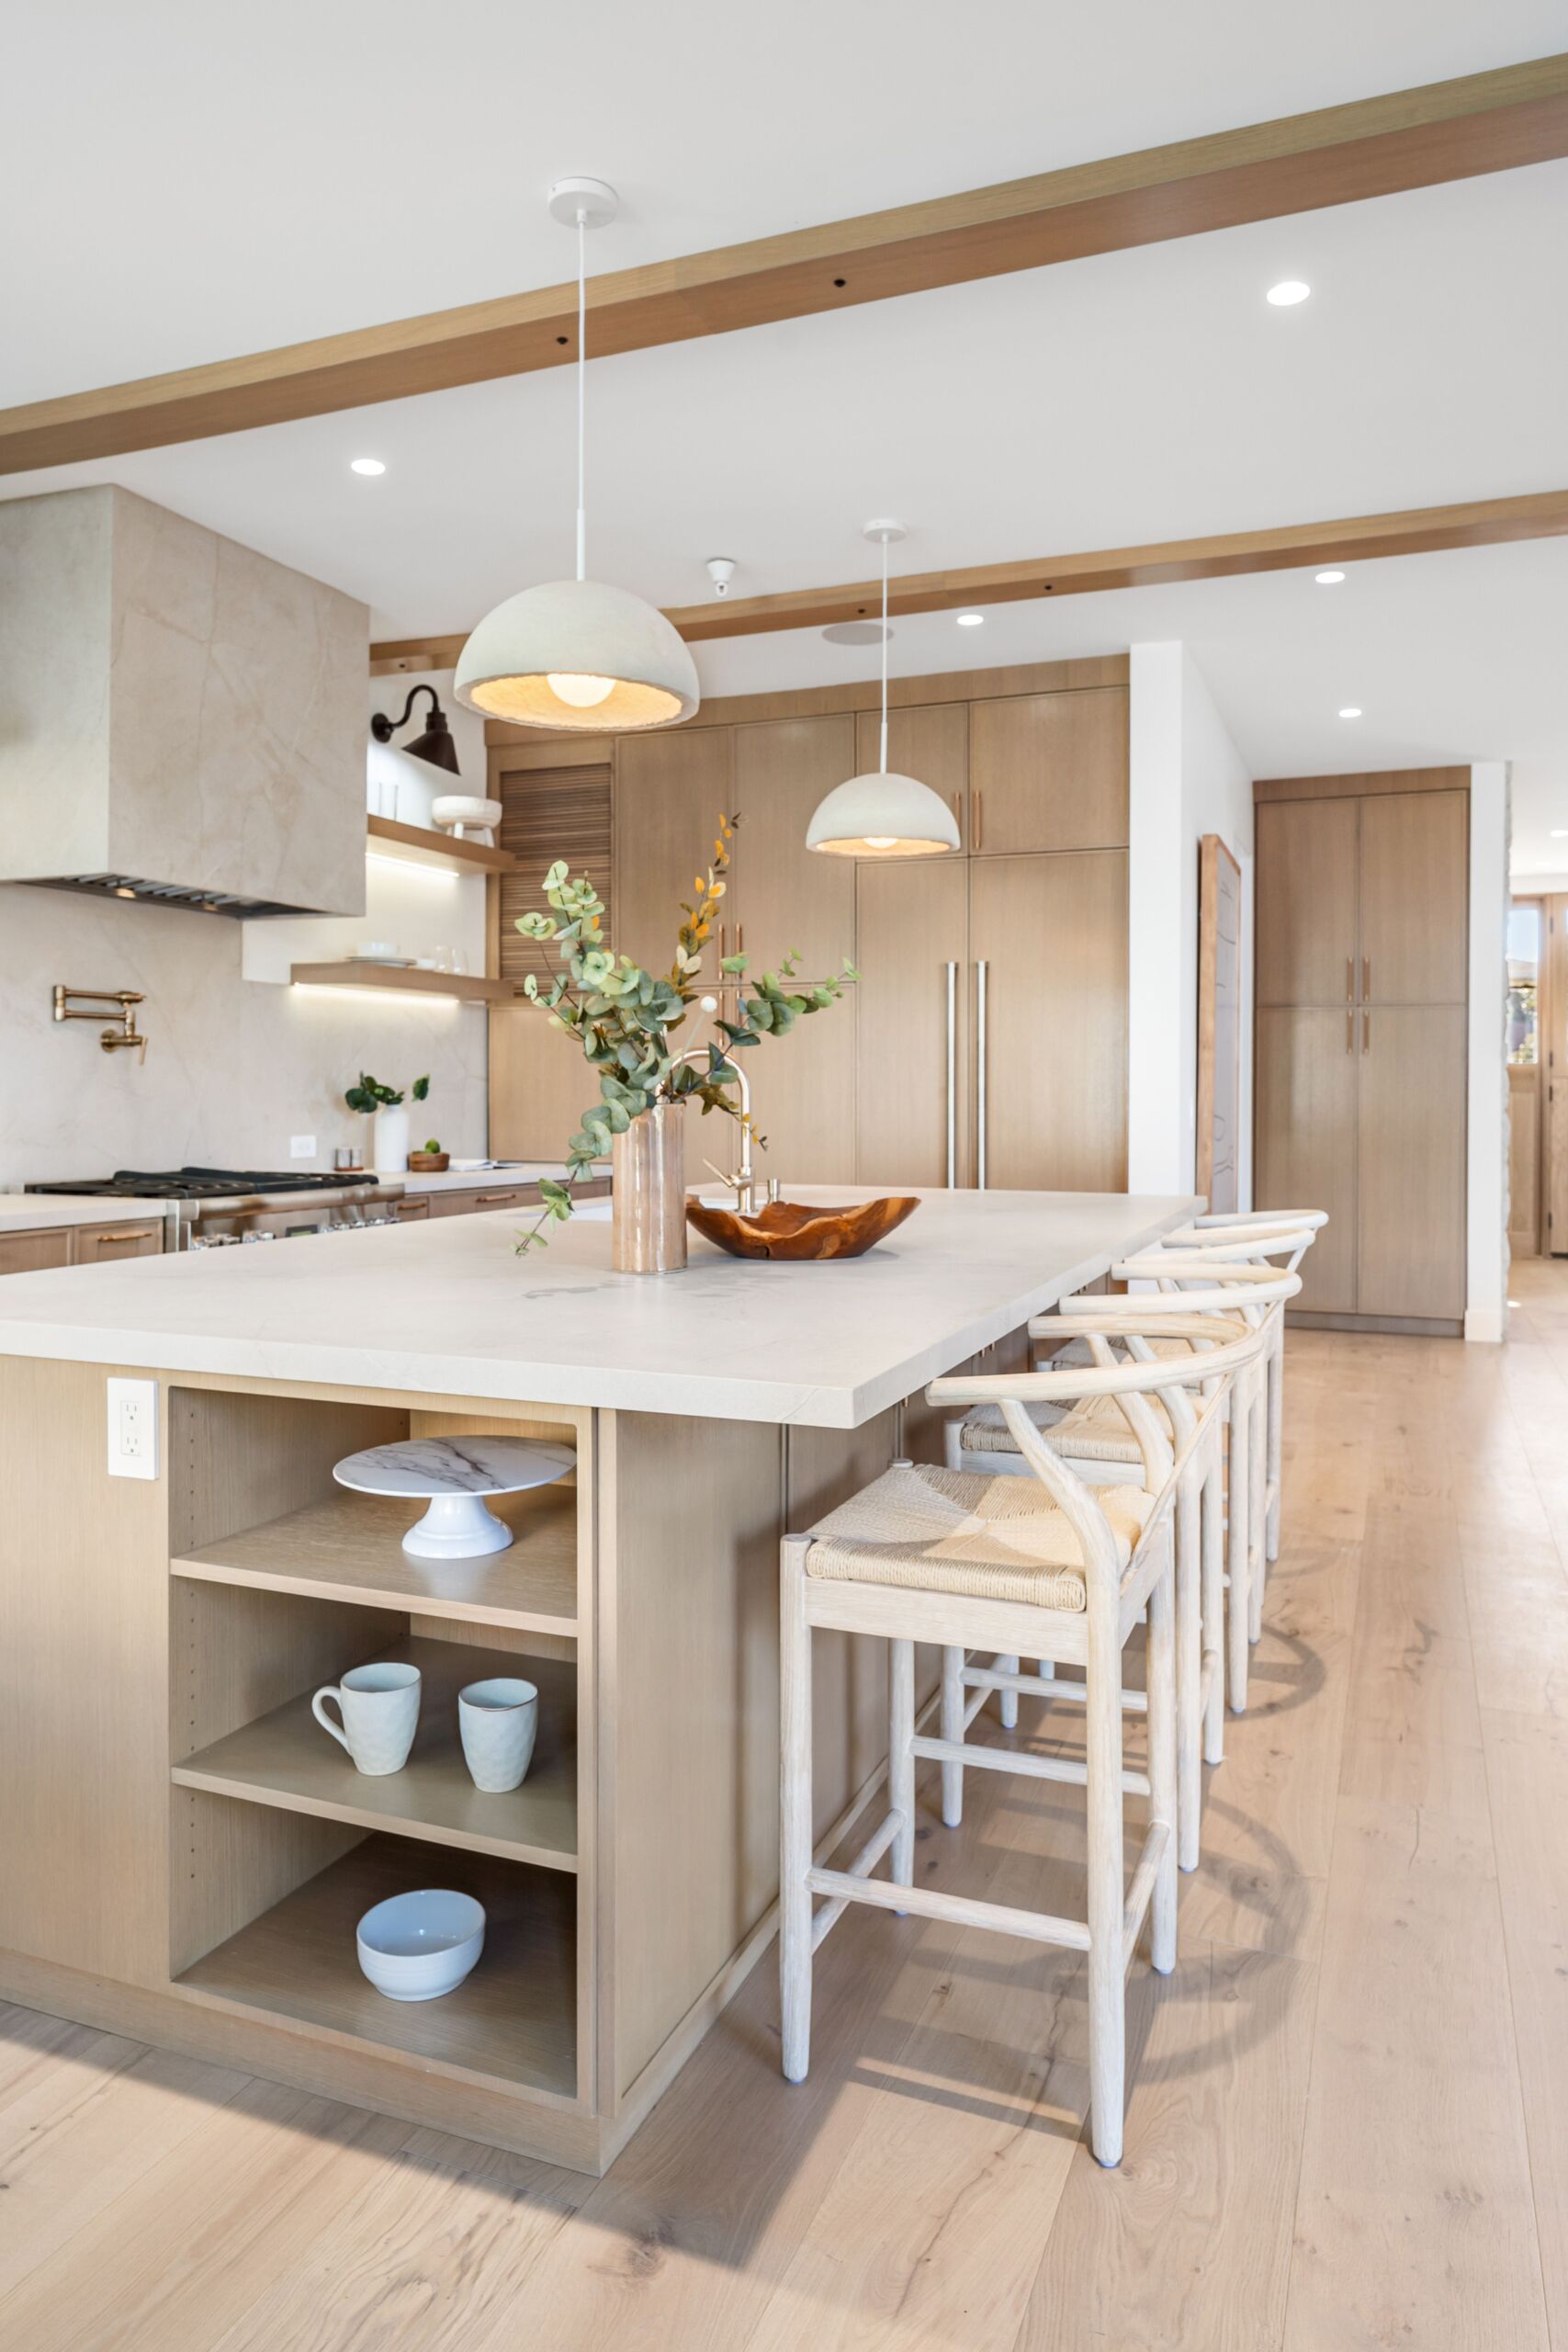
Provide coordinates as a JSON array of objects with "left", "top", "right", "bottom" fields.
[
  {"left": 107, "top": 1376, "right": 158, "bottom": 1481},
  {"left": 290, "top": 1135, "right": 317, "bottom": 1159}
]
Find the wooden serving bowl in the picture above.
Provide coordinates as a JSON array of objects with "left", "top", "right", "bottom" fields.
[
  {"left": 407, "top": 1150, "right": 450, "bottom": 1172},
  {"left": 686, "top": 1194, "right": 919, "bottom": 1261}
]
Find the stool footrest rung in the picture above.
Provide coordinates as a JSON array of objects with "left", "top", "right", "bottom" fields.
[
  {"left": 964, "top": 1665, "right": 1147, "bottom": 1713},
  {"left": 912, "top": 1732, "right": 1151, "bottom": 1798},
  {"left": 809, "top": 1808, "right": 904, "bottom": 1953},
  {"left": 1122, "top": 1819, "right": 1173, "bottom": 1973},
  {"left": 807, "top": 1863, "right": 1092, "bottom": 1952}
]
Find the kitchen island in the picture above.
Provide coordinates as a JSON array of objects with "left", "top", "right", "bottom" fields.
[{"left": 0, "top": 1185, "right": 1195, "bottom": 2172}]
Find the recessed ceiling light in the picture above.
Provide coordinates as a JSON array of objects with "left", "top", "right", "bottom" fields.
[
  {"left": 955, "top": 612, "right": 985, "bottom": 628},
  {"left": 1338, "top": 707, "right": 1362, "bottom": 719},
  {"left": 1267, "top": 280, "right": 1311, "bottom": 306},
  {"left": 821, "top": 619, "right": 890, "bottom": 647},
  {"left": 1551, "top": 829, "right": 1568, "bottom": 838},
  {"left": 1315, "top": 570, "right": 1346, "bottom": 584},
  {"left": 350, "top": 457, "right": 386, "bottom": 476}
]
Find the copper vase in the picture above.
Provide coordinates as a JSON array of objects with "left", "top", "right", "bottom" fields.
[{"left": 611, "top": 1101, "right": 688, "bottom": 1273}]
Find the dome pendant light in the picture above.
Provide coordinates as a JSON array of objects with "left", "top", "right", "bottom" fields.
[
  {"left": 454, "top": 179, "right": 700, "bottom": 733},
  {"left": 806, "top": 522, "right": 960, "bottom": 857}
]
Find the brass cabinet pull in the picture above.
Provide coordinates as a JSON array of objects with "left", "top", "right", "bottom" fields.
[
  {"left": 974, "top": 788, "right": 984, "bottom": 851},
  {"left": 1362, "top": 1010, "right": 1371, "bottom": 1054},
  {"left": 953, "top": 793, "right": 964, "bottom": 847},
  {"left": 1346, "top": 1008, "right": 1354, "bottom": 1055},
  {"left": 737, "top": 923, "right": 744, "bottom": 955},
  {"left": 473, "top": 1192, "right": 519, "bottom": 1204},
  {"left": 975, "top": 960, "right": 989, "bottom": 1189},
  {"left": 96, "top": 1227, "right": 155, "bottom": 1246},
  {"left": 1346, "top": 956, "right": 1354, "bottom": 1004},
  {"left": 1362, "top": 956, "right": 1371, "bottom": 1000}
]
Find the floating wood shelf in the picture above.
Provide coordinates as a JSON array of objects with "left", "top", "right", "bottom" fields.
[
  {"left": 172, "top": 1481, "right": 579, "bottom": 1636},
  {"left": 176, "top": 1832, "right": 578, "bottom": 2097},
  {"left": 173, "top": 1637, "right": 577, "bottom": 1871},
  {"left": 367, "top": 815, "right": 513, "bottom": 876},
  {"left": 290, "top": 960, "right": 512, "bottom": 1003}
]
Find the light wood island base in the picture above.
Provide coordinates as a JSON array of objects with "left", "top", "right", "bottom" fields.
[{"left": 0, "top": 1356, "right": 927, "bottom": 2174}]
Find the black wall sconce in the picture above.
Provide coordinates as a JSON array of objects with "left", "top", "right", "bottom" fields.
[{"left": 370, "top": 684, "right": 460, "bottom": 776}]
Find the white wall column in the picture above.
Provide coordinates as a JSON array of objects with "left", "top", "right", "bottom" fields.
[
  {"left": 1127, "top": 642, "right": 1254, "bottom": 1206},
  {"left": 1467, "top": 761, "right": 1510, "bottom": 1341}
]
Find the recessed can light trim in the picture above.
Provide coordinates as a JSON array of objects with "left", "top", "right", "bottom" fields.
[
  {"left": 1338, "top": 707, "right": 1363, "bottom": 719},
  {"left": 1315, "top": 570, "right": 1346, "bottom": 584},
  {"left": 955, "top": 612, "right": 985, "bottom": 627},
  {"left": 1267, "top": 279, "right": 1311, "bottom": 306},
  {"left": 350, "top": 457, "right": 387, "bottom": 476}
]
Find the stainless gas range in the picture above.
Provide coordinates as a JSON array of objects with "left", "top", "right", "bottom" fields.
[{"left": 27, "top": 1166, "right": 406, "bottom": 1250}]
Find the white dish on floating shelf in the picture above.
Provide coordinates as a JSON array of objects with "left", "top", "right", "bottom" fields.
[{"left": 356, "top": 1889, "right": 485, "bottom": 2001}]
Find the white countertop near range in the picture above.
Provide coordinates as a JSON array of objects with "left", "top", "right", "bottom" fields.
[
  {"left": 0, "top": 1193, "right": 172, "bottom": 1234},
  {"left": 0, "top": 1187, "right": 1198, "bottom": 1427},
  {"left": 396, "top": 1162, "right": 609, "bottom": 1194}
]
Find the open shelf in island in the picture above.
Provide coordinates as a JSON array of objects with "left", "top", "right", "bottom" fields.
[
  {"left": 175, "top": 1832, "right": 578, "bottom": 2098},
  {"left": 172, "top": 1481, "right": 579, "bottom": 1637},
  {"left": 173, "top": 1637, "right": 576, "bottom": 1871}
]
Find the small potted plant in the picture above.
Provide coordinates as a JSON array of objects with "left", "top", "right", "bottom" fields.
[
  {"left": 344, "top": 1072, "right": 429, "bottom": 1174},
  {"left": 409, "top": 1137, "right": 450, "bottom": 1172}
]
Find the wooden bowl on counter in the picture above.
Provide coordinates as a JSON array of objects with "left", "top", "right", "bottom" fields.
[
  {"left": 686, "top": 1194, "right": 919, "bottom": 1261},
  {"left": 407, "top": 1150, "right": 450, "bottom": 1172}
]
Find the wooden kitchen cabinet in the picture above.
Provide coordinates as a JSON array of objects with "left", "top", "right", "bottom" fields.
[
  {"left": 1255, "top": 797, "right": 1359, "bottom": 1007},
  {"left": 968, "top": 851, "right": 1128, "bottom": 1192},
  {"left": 968, "top": 688, "right": 1127, "bottom": 856},
  {"left": 1253, "top": 774, "right": 1469, "bottom": 1328},
  {"left": 854, "top": 855, "right": 970, "bottom": 1189},
  {"left": 730, "top": 717, "right": 859, "bottom": 1185},
  {"left": 1356, "top": 1004, "right": 1467, "bottom": 1319},
  {"left": 0, "top": 1227, "right": 73, "bottom": 1275},
  {"left": 72, "top": 1219, "right": 164, "bottom": 1263},
  {"left": 614, "top": 728, "right": 734, "bottom": 980},
  {"left": 1252, "top": 1007, "right": 1359, "bottom": 1315}
]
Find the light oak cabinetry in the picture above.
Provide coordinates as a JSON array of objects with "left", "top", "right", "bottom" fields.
[
  {"left": 490, "top": 661, "right": 1130, "bottom": 1188},
  {"left": 1254, "top": 775, "right": 1469, "bottom": 1329},
  {"left": 0, "top": 1218, "right": 164, "bottom": 1276}
]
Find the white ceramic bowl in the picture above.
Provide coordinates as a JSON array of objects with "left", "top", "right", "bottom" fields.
[{"left": 355, "top": 1889, "right": 486, "bottom": 2002}]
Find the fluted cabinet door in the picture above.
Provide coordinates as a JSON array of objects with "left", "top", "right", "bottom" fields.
[
  {"left": 1254, "top": 1007, "right": 1359, "bottom": 1312},
  {"left": 854, "top": 857, "right": 970, "bottom": 1188}
]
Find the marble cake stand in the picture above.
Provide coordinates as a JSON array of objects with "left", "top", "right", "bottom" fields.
[{"left": 333, "top": 1436, "right": 576, "bottom": 1559}]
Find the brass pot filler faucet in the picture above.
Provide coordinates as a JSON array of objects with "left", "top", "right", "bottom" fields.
[{"left": 52, "top": 985, "right": 149, "bottom": 1062}]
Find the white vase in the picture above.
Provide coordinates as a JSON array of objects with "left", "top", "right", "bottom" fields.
[{"left": 372, "top": 1103, "right": 410, "bottom": 1173}]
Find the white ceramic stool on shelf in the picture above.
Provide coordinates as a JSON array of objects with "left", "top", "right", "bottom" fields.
[
  {"left": 779, "top": 1320, "right": 1264, "bottom": 2168},
  {"left": 333, "top": 1436, "right": 575, "bottom": 1558}
]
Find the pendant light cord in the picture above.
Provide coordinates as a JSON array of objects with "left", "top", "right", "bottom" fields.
[
  {"left": 575, "top": 210, "right": 588, "bottom": 582},
  {"left": 879, "top": 531, "right": 890, "bottom": 774}
]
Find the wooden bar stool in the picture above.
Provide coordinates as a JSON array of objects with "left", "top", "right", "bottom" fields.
[{"left": 779, "top": 1323, "right": 1265, "bottom": 2168}]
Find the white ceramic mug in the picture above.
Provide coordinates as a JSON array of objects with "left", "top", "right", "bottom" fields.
[
  {"left": 458, "top": 1678, "right": 538, "bottom": 1792},
  {"left": 312, "top": 1661, "right": 422, "bottom": 1775}
]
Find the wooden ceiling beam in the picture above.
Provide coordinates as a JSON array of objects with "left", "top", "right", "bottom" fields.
[
  {"left": 367, "top": 486, "right": 1568, "bottom": 670},
  {"left": 6, "top": 54, "right": 1568, "bottom": 476}
]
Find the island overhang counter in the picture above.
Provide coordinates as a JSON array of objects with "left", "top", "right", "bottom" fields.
[{"left": 0, "top": 1185, "right": 1196, "bottom": 2173}]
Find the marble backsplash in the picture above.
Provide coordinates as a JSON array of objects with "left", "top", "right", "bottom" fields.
[{"left": 0, "top": 877, "right": 488, "bottom": 1184}]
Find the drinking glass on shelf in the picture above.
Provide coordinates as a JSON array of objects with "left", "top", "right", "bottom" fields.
[
  {"left": 430, "top": 947, "right": 453, "bottom": 972},
  {"left": 450, "top": 949, "right": 468, "bottom": 976}
]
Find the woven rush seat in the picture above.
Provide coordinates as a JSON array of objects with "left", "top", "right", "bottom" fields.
[
  {"left": 960, "top": 1333, "right": 1227, "bottom": 1463},
  {"left": 804, "top": 1460, "right": 1154, "bottom": 1610}
]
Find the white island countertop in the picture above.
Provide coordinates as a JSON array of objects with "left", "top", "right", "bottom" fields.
[
  {"left": 0, "top": 1193, "right": 173, "bottom": 1234},
  {"left": 0, "top": 1187, "right": 1198, "bottom": 1427}
]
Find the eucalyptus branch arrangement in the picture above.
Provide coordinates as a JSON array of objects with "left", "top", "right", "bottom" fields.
[{"left": 512, "top": 814, "right": 857, "bottom": 1252}]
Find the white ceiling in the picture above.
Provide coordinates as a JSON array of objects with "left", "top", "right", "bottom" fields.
[{"left": 5, "top": 3, "right": 1566, "bottom": 866}]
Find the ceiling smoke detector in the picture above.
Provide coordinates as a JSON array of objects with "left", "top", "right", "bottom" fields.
[{"left": 705, "top": 557, "right": 738, "bottom": 598}]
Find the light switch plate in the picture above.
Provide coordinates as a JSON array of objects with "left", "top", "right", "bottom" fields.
[
  {"left": 107, "top": 1376, "right": 158, "bottom": 1480},
  {"left": 290, "top": 1135, "right": 317, "bottom": 1159}
]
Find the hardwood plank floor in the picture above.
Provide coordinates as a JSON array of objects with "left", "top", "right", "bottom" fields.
[{"left": 4, "top": 1272, "right": 1567, "bottom": 2349}]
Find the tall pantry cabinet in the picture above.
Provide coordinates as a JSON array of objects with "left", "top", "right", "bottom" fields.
[{"left": 1254, "top": 773, "right": 1469, "bottom": 1329}]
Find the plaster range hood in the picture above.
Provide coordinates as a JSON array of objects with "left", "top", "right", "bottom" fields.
[{"left": 0, "top": 485, "right": 369, "bottom": 919}]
